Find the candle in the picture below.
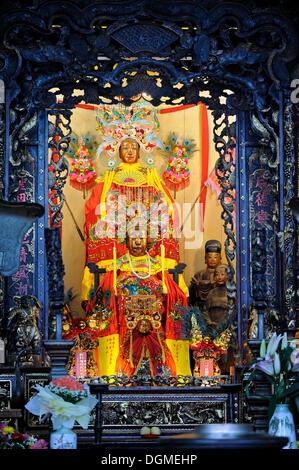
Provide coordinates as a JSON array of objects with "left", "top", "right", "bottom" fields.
[{"left": 113, "top": 244, "right": 117, "bottom": 294}]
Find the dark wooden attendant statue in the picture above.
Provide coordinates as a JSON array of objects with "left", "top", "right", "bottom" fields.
[
  {"left": 203, "top": 264, "right": 229, "bottom": 330},
  {"left": 203, "top": 264, "right": 234, "bottom": 374}
]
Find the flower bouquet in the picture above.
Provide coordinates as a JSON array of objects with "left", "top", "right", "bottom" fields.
[
  {"left": 245, "top": 332, "right": 299, "bottom": 448},
  {"left": 25, "top": 375, "right": 98, "bottom": 448},
  {"left": 0, "top": 423, "right": 47, "bottom": 449}
]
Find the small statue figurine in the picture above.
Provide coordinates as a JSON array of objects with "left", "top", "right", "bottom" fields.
[
  {"left": 203, "top": 263, "right": 229, "bottom": 330},
  {"left": 203, "top": 264, "right": 235, "bottom": 374},
  {"left": 5, "top": 295, "right": 41, "bottom": 365},
  {"left": 189, "top": 240, "right": 222, "bottom": 309}
]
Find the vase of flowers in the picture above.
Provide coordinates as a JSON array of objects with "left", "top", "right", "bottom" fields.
[
  {"left": 268, "top": 403, "right": 296, "bottom": 449},
  {"left": 245, "top": 332, "right": 299, "bottom": 449},
  {"left": 25, "top": 375, "right": 98, "bottom": 450}
]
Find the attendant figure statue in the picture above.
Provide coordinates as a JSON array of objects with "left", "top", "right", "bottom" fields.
[
  {"left": 86, "top": 226, "right": 191, "bottom": 378},
  {"left": 203, "top": 263, "right": 229, "bottom": 330},
  {"left": 203, "top": 264, "right": 234, "bottom": 374},
  {"left": 189, "top": 240, "right": 222, "bottom": 309}
]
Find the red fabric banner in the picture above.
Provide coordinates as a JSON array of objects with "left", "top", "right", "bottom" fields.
[{"left": 199, "top": 104, "right": 209, "bottom": 231}]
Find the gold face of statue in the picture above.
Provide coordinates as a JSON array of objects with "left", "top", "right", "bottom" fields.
[
  {"left": 215, "top": 267, "right": 227, "bottom": 285},
  {"left": 119, "top": 138, "right": 139, "bottom": 164},
  {"left": 206, "top": 252, "right": 221, "bottom": 269},
  {"left": 127, "top": 230, "right": 147, "bottom": 257},
  {"left": 137, "top": 318, "right": 152, "bottom": 334}
]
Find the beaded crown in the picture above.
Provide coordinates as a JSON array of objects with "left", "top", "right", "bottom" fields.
[{"left": 95, "top": 101, "right": 164, "bottom": 157}]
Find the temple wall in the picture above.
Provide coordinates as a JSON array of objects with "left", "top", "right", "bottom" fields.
[{"left": 58, "top": 104, "right": 230, "bottom": 316}]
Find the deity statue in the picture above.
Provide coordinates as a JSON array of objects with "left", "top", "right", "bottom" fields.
[
  {"left": 188, "top": 240, "right": 222, "bottom": 309},
  {"left": 86, "top": 226, "right": 191, "bottom": 377},
  {"left": 81, "top": 102, "right": 187, "bottom": 306},
  {"left": 4, "top": 295, "right": 41, "bottom": 365},
  {"left": 202, "top": 263, "right": 234, "bottom": 374}
]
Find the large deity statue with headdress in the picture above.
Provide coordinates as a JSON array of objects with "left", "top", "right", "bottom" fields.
[
  {"left": 80, "top": 102, "right": 190, "bottom": 377},
  {"left": 81, "top": 102, "right": 187, "bottom": 303}
]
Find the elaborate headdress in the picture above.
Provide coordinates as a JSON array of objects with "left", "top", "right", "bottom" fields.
[{"left": 95, "top": 101, "right": 164, "bottom": 157}]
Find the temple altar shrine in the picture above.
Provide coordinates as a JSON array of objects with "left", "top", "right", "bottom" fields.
[{"left": 0, "top": 0, "right": 298, "bottom": 452}]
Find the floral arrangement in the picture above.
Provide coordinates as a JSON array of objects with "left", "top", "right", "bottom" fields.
[
  {"left": 48, "top": 375, "right": 88, "bottom": 403},
  {"left": 67, "top": 133, "right": 98, "bottom": 192},
  {"left": 69, "top": 145, "right": 96, "bottom": 191},
  {"left": 25, "top": 375, "right": 98, "bottom": 431},
  {"left": 0, "top": 423, "right": 47, "bottom": 449},
  {"left": 245, "top": 332, "right": 299, "bottom": 419},
  {"left": 190, "top": 327, "right": 232, "bottom": 353},
  {"left": 162, "top": 133, "right": 197, "bottom": 192}
]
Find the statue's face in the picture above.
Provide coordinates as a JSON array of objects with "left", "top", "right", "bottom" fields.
[
  {"left": 205, "top": 252, "right": 221, "bottom": 268},
  {"left": 127, "top": 231, "right": 147, "bottom": 257},
  {"left": 119, "top": 138, "right": 139, "bottom": 164},
  {"left": 137, "top": 319, "right": 152, "bottom": 334},
  {"left": 215, "top": 267, "right": 227, "bottom": 285}
]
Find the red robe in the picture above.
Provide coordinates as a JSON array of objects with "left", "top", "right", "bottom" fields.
[{"left": 87, "top": 267, "right": 189, "bottom": 377}]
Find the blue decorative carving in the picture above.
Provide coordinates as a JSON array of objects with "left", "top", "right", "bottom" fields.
[{"left": 0, "top": 199, "right": 44, "bottom": 276}]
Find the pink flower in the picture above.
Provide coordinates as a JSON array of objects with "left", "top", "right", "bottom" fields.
[
  {"left": 30, "top": 439, "right": 48, "bottom": 449},
  {"left": 51, "top": 375, "right": 84, "bottom": 391}
]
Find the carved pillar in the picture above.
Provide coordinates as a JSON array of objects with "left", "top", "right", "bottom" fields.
[
  {"left": 43, "top": 227, "right": 73, "bottom": 379},
  {"left": 281, "top": 99, "right": 296, "bottom": 337},
  {"left": 246, "top": 340, "right": 271, "bottom": 432},
  {"left": 89, "top": 383, "right": 109, "bottom": 445}
]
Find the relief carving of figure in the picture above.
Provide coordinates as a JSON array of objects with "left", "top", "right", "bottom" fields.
[{"left": 5, "top": 295, "right": 41, "bottom": 365}]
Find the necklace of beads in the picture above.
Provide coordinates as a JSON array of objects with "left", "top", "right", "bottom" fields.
[{"left": 128, "top": 252, "right": 151, "bottom": 279}]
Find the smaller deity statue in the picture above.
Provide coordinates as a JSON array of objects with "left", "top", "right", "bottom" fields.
[
  {"left": 189, "top": 240, "right": 222, "bottom": 309},
  {"left": 189, "top": 264, "right": 233, "bottom": 377},
  {"left": 66, "top": 331, "right": 99, "bottom": 378},
  {"left": 5, "top": 295, "right": 41, "bottom": 366}
]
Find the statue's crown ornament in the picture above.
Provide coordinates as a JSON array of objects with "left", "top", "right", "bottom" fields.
[{"left": 95, "top": 101, "right": 164, "bottom": 157}]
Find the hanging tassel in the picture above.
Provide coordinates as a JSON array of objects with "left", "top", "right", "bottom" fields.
[
  {"left": 161, "top": 243, "right": 167, "bottom": 294},
  {"left": 100, "top": 169, "right": 115, "bottom": 218},
  {"left": 129, "top": 330, "right": 134, "bottom": 368},
  {"left": 157, "top": 332, "right": 165, "bottom": 363},
  {"left": 113, "top": 243, "right": 117, "bottom": 294}
]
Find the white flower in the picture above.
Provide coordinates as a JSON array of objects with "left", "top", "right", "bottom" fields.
[
  {"left": 260, "top": 339, "right": 266, "bottom": 359},
  {"left": 290, "top": 349, "right": 299, "bottom": 372},
  {"left": 266, "top": 332, "right": 283, "bottom": 358},
  {"left": 273, "top": 352, "right": 281, "bottom": 375},
  {"left": 281, "top": 332, "right": 288, "bottom": 350},
  {"left": 251, "top": 352, "right": 274, "bottom": 376}
]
